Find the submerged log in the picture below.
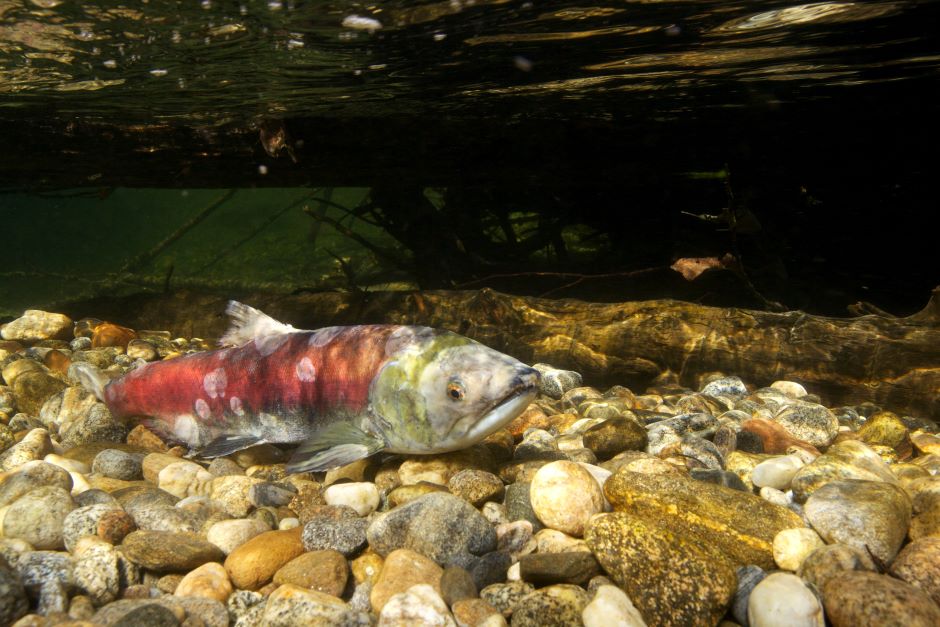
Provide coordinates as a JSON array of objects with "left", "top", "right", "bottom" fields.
[{"left": 61, "top": 287, "right": 940, "bottom": 420}]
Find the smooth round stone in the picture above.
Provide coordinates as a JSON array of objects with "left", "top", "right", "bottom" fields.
[
  {"left": 62, "top": 503, "right": 134, "bottom": 551},
  {"left": 752, "top": 455, "right": 805, "bottom": 490},
  {"left": 262, "top": 583, "right": 369, "bottom": 626},
  {"left": 223, "top": 527, "right": 305, "bottom": 591},
  {"left": 125, "top": 340, "right": 158, "bottom": 361},
  {"left": 518, "top": 552, "right": 600, "bottom": 586},
  {"left": 532, "top": 364, "right": 582, "bottom": 399},
  {"left": 174, "top": 562, "right": 232, "bottom": 603},
  {"left": 804, "top": 479, "right": 911, "bottom": 563},
  {"left": 731, "top": 565, "right": 766, "bottom": 626},
  {"left": 748, "top": 572, "right": 823, "bottom": 627},
  {"left": 822, "top": 571, "right": 940, "bottom": 626},
  {"left": 1, "top": 310, "right": 72, "bottom": 342},
  {"left": 773, "top": 402, "right": 838, "bottom": 447},
  {"left": 92, "top": 449, "right": 143, "bottom": 481},
  {"left": 302, "top": 513, "right": 369, "bottom": 556},
  {"left": 398, "top": 448, "right": 493, "bottom": 486},
  {"left": 448, "top": 469, "right": 505, "bottom": 507},
  {"left": 351, "top": 552, "right": 384, "bottom": 585},
  {"left": 534, "top": 529, "right": 590, "bottom": 554},
  {"left": 510, "top": 584, "right": 590, "bottom": 627},
  {"left": 110, "top": 603, "right": 183, "bottom": 627},
  {"left": 366, "top": 492, "right": 496, "bottom": 569},
  {"left": 773, "top": 527, "right": 825, "bottom": 571},
  {"left": 440, "top": 565, "right": 477, "bottom": 607},
  {"left": 790, "top": 439, "right": 897, "bottom": 502},
  {"left": 0, "top": 428, "right": 52, "bottom": 471},
  {"left": 323, "top": 481, "right": 380, "bottom": 516},
  {"left": 273, "top": 550, "right": 348, "bottom": 598},
  {"left": 58, "top": 404, "right": 126, "bottom": 449},
  {"left": 121, "top": 530, "right": 224, "bottom": 573},
  {"left": 529, "top": 461, "right": 604, "bottom": 537},
  {"left": 15, "top": 372, "right": 68, "bottom": 418},
  {"left": 206, "top": 457, "right": 244, "bottom": 478},
  {"left": 912, "top": 433, "right": 940, "bottom": 456},
  {"left": 690, "top": 468, "right": 748, "bottom": 491},
  {"left": 582, "top": 584, "right": 647, "bottom": 627},
  {"left": 797, "top": 543, "right": 877, "bottom": 589},
  {"left": 466, "top": 550, "right": 512, "bottom": 591},
  {"left": 769, "top": 381, "right": 808, "bottom": 398},
  {"left": 378, "top": 583, "right": 453, "bottom": 626},
  {"left": 888, "top": 536, "right": 940, "bottom": 606},
  {"left": 2, "top": 485, "right": 74, "bottom": 549},
  {"left": 503, "top": 482, "right": 542, "bottom": 532},
  {"left": 209, "top": 475, "right": 265, "bottom": 517},
  {"left": 452, "top": 598, "right": 506, "bottom": 627},
  {"left": 495, "top": 520, "right": 535, "bottom": 558},
  {"left": 42, "top": 453, "right": 89, "bottom": 474},
  {"left": 0, "top": 460, "right": 72, "bottom": 507},
  {"left": 582, "top": 417, "right": 648, "bottom": 459},
  {"left": 158, "top": 461, "right": 213, "bottom": 499},
  {"left": 247, "top": 481, "right": 296, "bottom": 508},
  {"left": 480, "top": 581, "right": 535, "bottom": 617},
  {"left": 371, "top": 549, "right": 443, "bottom": 614},
  {"left": 857, "top": 411, "right": 910, "bottom": 449},
  {"left": 72, "top": 536, "right": 121, "bottom": 605}
]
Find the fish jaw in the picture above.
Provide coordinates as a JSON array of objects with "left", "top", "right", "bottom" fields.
[{"left": 445, "top": 383, "right": 538, "bottom": 451}]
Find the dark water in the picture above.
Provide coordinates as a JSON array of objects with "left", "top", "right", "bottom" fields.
[{"left": 1, "top": 1, "right": 938, "bottom": 318}]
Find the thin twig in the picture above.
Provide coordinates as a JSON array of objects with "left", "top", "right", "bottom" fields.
[{"left": 302, "top": 206, "right": 405, "bottom": 269}]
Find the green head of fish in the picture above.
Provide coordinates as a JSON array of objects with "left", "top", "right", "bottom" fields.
[{"left": 369, "top": 330, "right": 539, "bottom": 454}]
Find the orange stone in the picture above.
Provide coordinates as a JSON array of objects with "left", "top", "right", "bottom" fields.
[
  {"left": 43, "top": 349, "right": 72, "bottom": 375},
  {"left": 126, "top": 424, "right": 170, "bottom": 452},
  {"left": 91, "top": 323, "right": 138, "bottom": 349},
  {"left": 741, "top": 419, "right": 820, "bottom": 456}
]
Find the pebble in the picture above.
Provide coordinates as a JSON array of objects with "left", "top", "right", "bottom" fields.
[
  {"left": 378, "top": 583, "right": 455, "bottom": 626},
  {"left": 0, "top": 428, "right": 52, "bottom": 471},
  {"left": 59, "top": 404, "right": 126, "bottom": 449},
  {"left": 747, "top": 572, "right": 823, "bottom": 627},
  {"left": 888, "top": 536, "right": 940, "bottom": 606},
  {"left": 440, "top": 565, "right": 477, "bottom": 606},
  {"left": 205, "top": 456, "right": 243, "bottom": 477},
  {"left": 494, "top": 520, "right": 535, "bottom": 558},
  {"left": 157, "top": 461, "right": 213, "bottom": 499},
  {"left": 121, "top": 530, "right": 224, "bottom": 572},
  {"left": 503, "top": 482, "right": 542, "bottom": 532},
  {"left": 3, "top": 485, "right": 74, "bottom": 549},
  {"left": 772, "top": 401, "right": 839, "bottom": 447},
  {"left": 301, "top": 511, "right": 369, "bottom": 556},
  {"left": 581, "top": 584, "right": 646, "bottom": 626},
  {"left": 518, "top": 551, "right": 600, "bottom": 586},
  {"left": 97, "top": 601, "right": 185, "bottom": 626},
  {"left": 804, "top": 479, "right": 911, "bottom": 563},
  {"left": 273, "top": 550, "right": 348, "bottom": 598},
  {"left": 92, "top": 449, "right": 143, "bottom": 481},
  {"left": 223, "top": 526, "right": 304, "bottom": 591},
  {"left": 533, "top": 528, "right": 590, "bottom": 554},
  {"left": 323, "top": 481, "right": 380, "bottom": 516},
  {"left": 452, "top": 598, "right": 506, "bottom": 627},
  {"left": 532, "top": 364, "right": 582, "bottom": 399},
  {"left": 529, "top": 460, "right": 604, "bottom": 537},
  {"left": 367, "top": 492, "right": 496, "bottom": 569},
  {"left": 510, "top": 584, "right": 590, "bottom": 627},
  {"left": 731, "top": 565, "right": 766, "bottom": 626},
  {"left": 0, "top": 555, "right": 29, "bottom": 626},
  {"left": 209, "top": 475, "right": 263, "bottom": 517},
  {"left": 371, "top": 549, "right": 443, "bottom": 614},
  {"left": 263, "top": 584, "right": 371, "bottom": 625},
  {"left": 174, "top": 562, "right": 232, "bottom": 603},
  {"left": 772, "top": 527, "right": 826, "bottom": 571},
  {"left": 72, "top": 535, "right": 122, "bottom": 605},
  {"left": 586, "top": 512, "right": 736, "bottom": 627},
  {"left": 751, "top": 454, "right": 805, "bottom": 490},
  {"left": 582, "top": 417, "right": 648, "bottom": 459},
  {"left": 822, "top": 571, "right": 940, "bottom": 626},
  {"left": 0, "top": 460, "right": 72, "bottom": 507},
  {"left": 467, "top": 550, "right": 512, "bottom": 591},
  {"left": 480, "top": 581, "right": 535, "bottom": 617},
  {"left": 247, "top": 481, "right": 295, "bottom": 508},
  {"left": 398, "top": 448, "right": 493, "bottom": 486},
  {"left": 447, "top": 469, "right": 505, "bottom": 507},
  {"left": 790, "top": 439, "right": 897, "bottom": 501},
  {"left": 125, "top": 339, "right": 158, "bottom": 361},
  {"left": 1, "top": 310, "right": 72, "bottom": 342},
  {"left": 797, "top": 543, "right": 877, "bottom": 589},
  {"left": 857, "top": 410, "right": 910, "bottom": 449}
]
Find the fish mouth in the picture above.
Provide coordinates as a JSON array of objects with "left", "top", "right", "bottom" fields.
[{"left": 451, "top": 368, "right": 540, "bottom": 445}]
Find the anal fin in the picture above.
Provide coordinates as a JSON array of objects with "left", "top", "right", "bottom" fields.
[
  {"left": 286, "top": 422, "right": 384, "bottom": 473},
  {"left": 199, "top": 434, "right": 264, "bottom": 458}
]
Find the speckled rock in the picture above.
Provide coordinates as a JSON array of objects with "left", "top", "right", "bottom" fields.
[
  {"left": 857, "top": 411, "right": 910, "bottom": 449},
  {"left": 371, "top": 549, "right": 443, "bottom": 614},
  {"left": 121, "top": 530, "right": 224, "bottom": 573},
  {"left": 822, "top": 571, "right": 940, "bottom": 627},
  {"left": 888, "top": 536, "right": 940, "bottom": 606},
  {"left": 379, "top": 583, "right": 455, "bottom": 626},
  {"left": 2, "top": 310, "right": 72, "bottom": 341},
  {"left": 174, "top": 562, "right": 232, "bottom": 603},
  {"left": 209, "top": 475, "right": 264, "bottom": 517},
  {"left": 747, "top": 572, "right": 823, "bottom": 627},
  {"left": 518, "top": 551, "right": 600, "bottom": 586},
  {"left": 582, "top": 417, "right": 648, "bottom": 459},
  {"left": 301, "top": 511, "right": 370, "bottom": 556},
  {"left": 224, "top": 526, "right": 304, "bottom": 591},
  {"left": 0, "top": 428, "right": 52, "bottom": 471},
  {"left": 0, "top": 555, "right": 28, "bottom": 626},
  {"left": 772, "top": 527, "right": 826, "bottom": 571},
  {"left": 791, "top": 439, "right": 897, "bottom": 502},
  {"left": 804, "top": 479, "right": 911, "bottom": 563},
  {"left": 323, "top": 481, "right": 380, "bottom": 516},
  {"left": 772, "top": 402, "right": 838, "bottom": 447},
  {"left": 158, "top": 461, "right": 213, "bottom": 499},
  {"left": 16, "top": 549, "right": 72, "bottom": 591},
  {"left": 262, "top": 584, "right": 370, "bottom": 626},
  {"left": 532, "top": 364, "right": 582, "bottom": 399},
  {"left": 452, "top": 598, "right": 506, "bottom": 627},
  {"left": 92, "top": 449, "right": 143, "bottom": 481},
  {"left": 480, "top": 581, "right": 535, "bottom": 617},
  {"left": 3, "top": 485, "right": 74, "bottom": 549},
  {"left": 586, "top": 512, "right": 736, "bottom": 627},
  {"left": 510, "top": 584, "right": 590, "bottom": 627},
  {"left": 94, "top": 600, "right": 185, "bottom": 626},
  {"left": 273, "top": 550, "right": 348, "bottom": 598},
  {"left": 398, "top": 448, "right": 494, "bottom": 486},
  {"left": 448, "top": 469, "right": 505, "bottom": 507},
  {"left": 0, "top": 460, "right": 72, "bottom": 507},
  {"left": 205, "top": 517, "right": 270, "bottom": 555},
  {"left": 604, "top": 468, "right": 804, "bottom": 569},
  {"left": 530, "top": 460, "right": 604, "bottom": 537},
  {"left": 59, "top": 404, "right": 126, "bottom": 449},
  {"left": 367, "top": 492, "right": 496, "bottom": 568},
  {"left": 72, "top": 535, "right": 121, "bottom": 605},
  {"left": 797, "top": 543, "right": 877, "bottom": 589}
]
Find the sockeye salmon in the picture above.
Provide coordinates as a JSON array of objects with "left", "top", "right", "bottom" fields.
[{"left": 74, "top": 301, "right": 540, "bottom": 472}]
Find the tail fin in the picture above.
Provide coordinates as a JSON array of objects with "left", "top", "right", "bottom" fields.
[
  {"left": 69, "top": 362, "right": 108, "bottom": 402},
  {"left": 219, "top": 300, "right": 297, "bottom": 347}
]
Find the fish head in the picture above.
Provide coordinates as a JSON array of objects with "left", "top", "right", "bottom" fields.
[{"left": 370, "top": 330, "right": 539, "bottom": 454}]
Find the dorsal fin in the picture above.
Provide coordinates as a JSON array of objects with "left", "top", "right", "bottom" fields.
[{"left": 219, "top": 301, "right": 297, "bottom": 347}]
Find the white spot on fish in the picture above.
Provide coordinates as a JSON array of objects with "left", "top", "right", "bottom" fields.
[
  {"left": 308, "top": 327, "right": 343, "bottom": 348},
  {"left": 296, "top": 357, "right": 317, "bottom": 382},
  {"left": 195, "top": 398, "right": 211, "bottom": 420},
  {"left": 203, "top": 368, "right": 228, "bottom": 399},
  {"left": 174, "top": 414, "right": 198, "bottom": 442},
  {"left": 254, "top": 333, "right": 291, "bottom": 356},
  {"left": 230, "top": 396, "right": 245, "bottom": 416}
]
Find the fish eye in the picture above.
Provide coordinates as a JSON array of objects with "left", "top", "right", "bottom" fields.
[{"left": 447, "top": 381, "right": 465, "bottom": 401}]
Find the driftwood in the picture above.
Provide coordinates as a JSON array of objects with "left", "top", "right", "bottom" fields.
[{"left": 62, "top": 287, "right": 940, "bottom": 420}]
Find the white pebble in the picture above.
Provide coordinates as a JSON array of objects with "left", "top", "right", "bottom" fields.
[
  {"left": 530, "top": 461, "right": 605, "bottom": 537},
  {"left": 378, "top": 583, "right": 454, "bottom": 626},
  {"left": 770, "top": 381, "right": 808, "bottom": 398},
  {"left": 206, "top": 518, "right": 270, "bottom": 554},
  {"left": 506, "top": 562, "right": 521, "bottom": 582},
  {"left": 69, "top": 472, "right": 91, "bottom": 495},
  {"left": 158, "top": 460, "right": 213, "bottom": 498},
  {"left": 43, "top": 454, "right": 90, "bottom": 474},
  {"left": 773, "top": 528, "right": 826, "bottom": 571},
  {"left": 278, "top": 517, "right": 300, "bottom": 530},
  {"left": 752, "top": 455, "right": 805, "bottom": 490},
  {"left": 582, "top": 585, "right": 648, "bottom": 627},
  {"left": 323, "top": 481, "right": 380, "bottom": 516},
  {"left": 759, "top": 486, "right": 791, "bottom": 508},
  {"left": 748, "top": 572, "right": 824, "bottom": 627}
]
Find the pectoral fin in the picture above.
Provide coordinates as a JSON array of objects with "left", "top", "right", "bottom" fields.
[
  {"left": 286, "top": 422, "right": 385, "bottom": 473},
  {"left": 200, "top": 434, "right": 265, "bottom": 458}
]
